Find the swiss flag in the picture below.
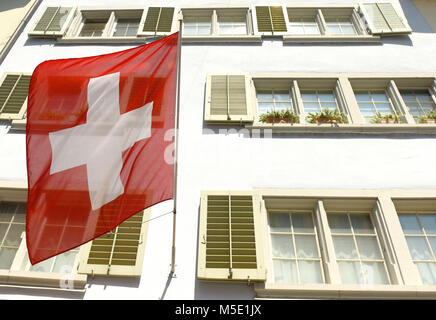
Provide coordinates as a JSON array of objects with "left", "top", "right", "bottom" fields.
[{"left": 26, "top": 33, "right": 178, "bottom": 264}]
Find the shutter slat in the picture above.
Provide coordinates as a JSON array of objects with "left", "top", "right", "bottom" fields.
[
  {"left": 210, "top": 75, "right": 228, "bottom": 116},
  {"left": 156, "top": 7, "right": 174, "bottom": 32},
  {"left": 228, "top": 75, "right": 247, "bottom": 116},
  {"left": 255, "top": 6, "right": 273, "bottom": 32},
  {"left": 270, "top": 6, "right": 287, "bottom": 32},
  {"left": 143, "top": 7, "right": 160, "bottom": 32},
  {"left": 378, "top": 3, "right": 407, "bottom": 31}
]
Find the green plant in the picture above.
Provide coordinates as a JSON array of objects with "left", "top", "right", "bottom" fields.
[
  {"left": 259, "top": 108, "right": 299, "bottom": 123},
  {"left": 306, "top": 108, "right": 346, "bottom": 124},
  {"left": 418, "top": 110, "right": 436, "bottom": 123},
  {"left": 370, "top": 112, "right": 401, "bottom": 124}
]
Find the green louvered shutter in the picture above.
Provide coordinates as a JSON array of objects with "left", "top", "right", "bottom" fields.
[
  {"left": 197, "top": 192, "right": 266, "bottom": 282},
  {"left": 361, "top": 3, "right": 411, "bottom": 35},
  {"left": 78, "top": 210, "right": 149, "bottom": 277},
  {"left": 140, "top": 7, "right": 175, "bottom": 34},
  {"left": 205, "top": 74, "right": 253, "bottom": 123},
  {"left": 0, "top": 74, "right": 30, "bottom": 120},
  {"left": 255, "top": 6, "right": 287, "bottom": 33},
  {"left": 29, "top": 7, "right": 74, "bottom": 37}
]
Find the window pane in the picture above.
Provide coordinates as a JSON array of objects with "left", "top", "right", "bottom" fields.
[
  {"left": 406, "top": 237, "right": 432, "bottom": 260},
  {"left": 269, "top": 213, "right": 291, "bottom": 232},
  {"left": 358, "top": 103, "right": 376, "bottom": 116},
  {"left": 258, "top": 102, "right": 274, "bottom": 114},
  {"left": 420, "top": 215, "right": 436, "bottom": 235},
  {"left": 303, "top": 102, "right": 320, "bottom": 113},
  {"left": 416, "top": 262, "right": 436, "bottom": 285},
  {"left": 376, "top": 103, "right": 394, "bottom": 114},
  {"left": 428, "top": 237, "right": 436, "bottom": 257},
  {"left": 0, "top": 224, "right": 8, "bottom": 241},
  {"left": 0, "top": 247, "right": 17, "bottom": 269},
  {"left": 327, "top": 25, "right": 342, "bottom": 35},
  {"left": 399, "top": 214, "right": 422, "bottom": 234},
  {"left": 292, "top": 213, "right": 314, "bottom": 233},
  {"left": 305, "top": 25, "right": 320, "bottom": 35},
  {"left": 328, "top": 213, "right": 351, "bottom": 234},
  {"left": 256, "top": 91, "right": 273, "bottom": 102},
  {"left": 273, "top": 259, "right": 297, "bottom": 283},
  {"left": 295, "top": 235, "right": 318, "bottom": 258},
  {"left": 30, "top": 257, "right": 54, "bottom": 272},
  {"left": 350, "top": 214, "right": 374, "bottom": 234},
  {"left": 271, "top": 234, "right": 294, "bottom": 258},
  {"left": 338, "top": 261, "right": 360, "bottom": 284},
  {"left": 356, "top": 236, "right": 382, "bottom": 260},
  {"left": 333, "top": 235, "right": 358, "bottom": 259},
  {"left": 53, "top": 251, "right": 78, "bottom": 273},
  {"left": 361, "top": 262, "right": 389, "bottom": 284},
  {"left": 3, "top": 224, "right": 25, "bottom": 246},
  {"left": 372, "top": 93, "right": 389, "bottom": 102},
  {"left": 341, "top": 25, "right": 356, "bottom": 35},
  {"left": 274, "top": 92, "right": 291, "bottom": 102},
  {"left": 355, "top": 93, "right": 371, "bottom": 102},
  {"left": 298, "top": 260, "right": 323, "bottom": 284},
  {"left": 289, "top": 25, "right": 305, "bottom": 34}
]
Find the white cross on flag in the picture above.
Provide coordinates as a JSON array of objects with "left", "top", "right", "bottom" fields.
[{"left": 26, "top": 33, "right": 178, "bottom": 265}]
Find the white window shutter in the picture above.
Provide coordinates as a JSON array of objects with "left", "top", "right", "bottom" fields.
[{"left": 360, "top": 2, "right": 411, "bottom": 35}]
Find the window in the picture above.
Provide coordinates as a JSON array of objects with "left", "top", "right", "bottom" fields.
[
  {"left": 254, "top": 6, "right": 287, "bottom": 34},
  {"left": 256, "top": 90, "right": 293, "bottom": 116},
  {"left": 218, "top": 15, "right": 247, "bottom": 35},
  {"left": 301, "top": 90, "right": 338, "bottom": 114},
  {"left": 327, "top": 212, "right": 390, "bottom": 285},
  {"left": 182, "top": 8, "right": 252, "bottom": 38},
  {"left": 113, "top": 19, "right": 140, "bottom": 37},
  {"left": 354, "top": 90, "right": 396, "bottom": 123},
  {"left": 289, "top": 18, "right": 320, "bottom": 35},
  {"left": 79, "top": 18, "right": 107, "bottom": 37},
  {"left": 0, "top": 202, "right": 26, "bottom": 269},
  {"left": 28, "top": 6, "right": 75, "bottom": 37},
  {"left": 400, "top": 90, "right": 436, "bottom": 120},
  {"left": 183, "top": 16, "right": 212, "bottom": 36},
  {"left": 398, "top": 214, "right": 436, "bottom": 285},
  {"left": 269, "top": 212, "right": 324, "bottom": 284},
  {"left": 325, "top": 17, "right": 356, "bottom": 35}
]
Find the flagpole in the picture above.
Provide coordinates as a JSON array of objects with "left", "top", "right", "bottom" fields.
[{"left": 171, "top": 17, "right": 182, "bottom": 275}]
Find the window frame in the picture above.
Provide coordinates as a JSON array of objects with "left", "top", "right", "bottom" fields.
[
  {"left": 252, "top": 189, "right": 436, "bottom": 299},
  {"left": 0, "top": 181, "right": 87, "bottom": 290}
]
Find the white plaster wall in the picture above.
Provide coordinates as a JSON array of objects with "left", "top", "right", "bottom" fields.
[{"left": 0, "top": 0, "right": 435, "bottom": 300}]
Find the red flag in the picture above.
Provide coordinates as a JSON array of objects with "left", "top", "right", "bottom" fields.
[{"left": 26, "top": 32, "right": 178, "bottom": 265}]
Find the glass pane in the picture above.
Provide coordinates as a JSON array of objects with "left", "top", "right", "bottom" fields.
[
  {"left": 183, "top": 26, "right": 197, "bottom": 36},
  {"left": 416, "top": 262, "right": 436, "bottom": 285},
  {"left": 298, "top": 260, "right": 323, "bottom": 284},
  {"left": 328, "top": 213, "right": 351, "bottom": 234},
  {"left": 376, "top": 103, "right": 394, "bottom": 114},
  {"left": 341, "top": 25, "right": 356, "bottom": 35},
  {"left": 273, "top": 259, "right": 297, "bottom": 283},
  {"left": 301, "top": 93, "right": 318, "bottom": 102},
  {"left": 406, "top": 237, "right": 432, "bottom": 260},
  {"left": 356, "top": 236, "right": 382, "bottom": 260},
  {"left": 305, "top": 25, "right": 320, "bottom": 35},
  {"left": 53, "top": 251, "right": 77, "bottom": 273},
  {"left": 295, "top": 235, "right": 318, "bottom": 258},
  {"left": 303, "top": 102, "right": 320, "bottom": 114},
  {"left": 318, "top": 93, "right": 335, "bottom": 102},
  {"left": 350, "top": 214, "right": 374, "bottom": 234},
  {"left": 258, "top": 102, "right": 274, "bottom": 114},
  {"left": 271, "top": 234, "right": 294, "bottom": 258},
  {"left": 428, "top": 237, "right": 436, "bottom": 257},
  {"left": 0, "top": 224, "right": 8, "bottom": 241},
  {"left": 372, "top": 93, "right": 389, "bottom": 102},
  {"left": 338, "top": 261, "right": 360, "bottom": 284},
  {"left": 361, "top": 262, "right": 389, "bottom": 284},
  {"left": 232, "top": 25, "right": 247, "bottom": 35},
  {"left": 420, "top": 215, "right": 436, "bottom": 235},
  {"left": 355, "top": 93, "right": 371, "bottom": 102},
  {"left": 198, "top": 25, "right": 211, "bottom": 35},
  {"left": 333, "top": 235, "right": 358, "bottom": 259},
  {"left": 399, "top": 214, "right": 422, "bottom": 234},
  {"left": 3, "top": 224, "right": 25, "bottom": 246},
  {"left": 358, "top": 103, "right": 376, "bottom": 116},
  {"left": 218, "top": 25, "right": 233, "bottom": 35},
  {"left": 289, "top": 25, "right": 305, "bottom": 34},
  {"left": 274, "top": 92, "right": 291, "bottom": 102},
  {"left": 0, "top": 247, "right": 17, "bottom": 269},
  {"left": 292, "top": 213, "right": 314, "bottom": 233},
  {"left": 269, "top": 213, "right": 291, "bottom": 232},
  {"left": 320, "top": 102, "right": 337, "bottom": 110},
  {"left": 30, "top": 257, "right": 54, "bottom": 272},
  {"left": 256, "top": 91, "right": 273, "bottom": 102}
]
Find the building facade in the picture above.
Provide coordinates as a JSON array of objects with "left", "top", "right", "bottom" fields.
[{"left": 0, "top": 0, "right": 436, "bottom": 300}]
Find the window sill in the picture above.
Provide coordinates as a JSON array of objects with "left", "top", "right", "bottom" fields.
[
  {"left": 254, "top": 283, "right": 436, "bottom": 299},
  {"left": 283, "top": 35, "right": 380, "bottom": 43},
  {"left": 182, "top": 35, "right": 262, "bottom": 43},
  {"left": 10, "top": 119, "right": 26, "bottom": 130},
  {"left": 57, "top": 36, "right": 155, "bottom": 44},
  {"left": 246, "top": 122, "right": 436, "bottom": 135},
  {"left": 0, "top": 270, "right": 87, "bottom": 290}
]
